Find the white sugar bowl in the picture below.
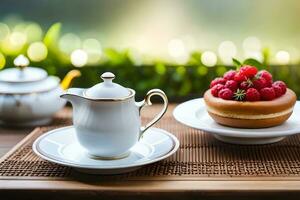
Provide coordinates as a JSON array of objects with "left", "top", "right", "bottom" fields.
[{"left": 61, "top": 72, "right": 168, "bottom": 159}]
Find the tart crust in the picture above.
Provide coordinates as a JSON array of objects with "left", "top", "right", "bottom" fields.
[{"left": 204, "top": 88, "right": 297, "bottom": 128}]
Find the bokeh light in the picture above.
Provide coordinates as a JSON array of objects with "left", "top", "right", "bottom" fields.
[
  {"left": 218, "top": 41, "right": 237, "bottom": 65},
  {"left": 197, "top": 66, "right": 208, "bottom": 75},
  {"left": 201, "top": 51, "right": 217, "bottom": 67},
  {"left": 82, "top": 38, "right": 101, "bottom": 51},
  {"left": 25, "top": 23, "right": 43, "bottom": 42},
  {"left": 71, "top": 49, "right": 88, "bottom": 67},
  {"left": 168, "top": 39, "right": 189, "bottom": 64},
  {"left": 59, "top": 33, "right": 81, "bottom": 54},
  {"left": 27, "top": 42, "right": 48, "bottom": 62},
  {"left": 287, "top": 47, "right": 300, "bottom": 63},
  {"left": 276, "top": 50, "right": 290, "bottom": 65},
  {"left": 155, "top": 63, "right": 166, "bottom": 75},
  {"left": 82, "top": 38, "right": 102, "bottom": 64},
  {"left": 242, "top": 36, "right": 263, "bottom": 61},
  {"left": 9, "top": 31, "right": 27, "bottom": 46},
  {"left": 0, "top": 23, "right": 10, "bottom": 41},
  {"left": 13, "top": 23, "right": 27, "bottom": 32},
  {"left": 1, "top": 31, "right": 26, "bottom": 55}
]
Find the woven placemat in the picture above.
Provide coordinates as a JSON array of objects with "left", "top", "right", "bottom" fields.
[{"left": 1, "top": 105, "right": 300, "bottom": 180}]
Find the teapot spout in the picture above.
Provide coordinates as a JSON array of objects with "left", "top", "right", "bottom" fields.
[
  {"left": 60, "top": 88, "right": 85, "bottom": 104},
  {"left": 60, "top": 70, "right": 81, "bottom": 90}
]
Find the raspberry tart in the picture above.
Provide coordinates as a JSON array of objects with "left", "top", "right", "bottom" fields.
[{"left": 204, "top": 66, "right": 297, "bottom": 128}]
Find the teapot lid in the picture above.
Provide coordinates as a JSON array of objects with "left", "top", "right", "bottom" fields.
[
  {"left": 0, "top": 55, "right": 47, "bottom": 83},
  {"left": 84, "top": 72, "right": 130, "bottom": 99}
]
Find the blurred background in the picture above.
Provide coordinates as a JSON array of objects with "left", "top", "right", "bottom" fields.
[{"left": 0, "top": 0, "right": 300, "bottom": 101}]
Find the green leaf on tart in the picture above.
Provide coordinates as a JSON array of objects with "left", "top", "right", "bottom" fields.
[
  {"left": 232, "top": 58, "right": 242, "bottom": 70},
  {"left": 243, "top": 58, "right": 264, "bottom": 69}
]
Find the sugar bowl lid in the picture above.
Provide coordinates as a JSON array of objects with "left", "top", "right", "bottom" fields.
[
  {"left": 0, "top": 55, "right": 47, "bottom": 83},
  {"left": 84, "top": 72, "right": 130, "bottom": 99}
]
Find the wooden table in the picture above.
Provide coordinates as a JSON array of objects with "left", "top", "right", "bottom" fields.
[
  {"left": 0, "top": 107, "right": 300, "bottom": 200},
  {"left": 0, "top": 127, "right": 32, "bottom": 157}
]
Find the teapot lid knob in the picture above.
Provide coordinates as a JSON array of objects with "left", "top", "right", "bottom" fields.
[
  {"left": 14, "top": 54, "right": 29, "bottom": 70},
  {"left": 84, "top": 72, "right": 130, "bottom": 99},
  {"left": 101, "top": 72, "right": 115, "bottom": 82}
]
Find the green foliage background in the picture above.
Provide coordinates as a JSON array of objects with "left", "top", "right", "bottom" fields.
[{"left": 2, "top": 23, "right": 300, "bottom": 101}]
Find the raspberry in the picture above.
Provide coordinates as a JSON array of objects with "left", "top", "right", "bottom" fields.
[
  {"left": 240, "top": 82, "right": 249, "bottom": 90},
  {"left": 218, "top": 88, "right": 233, "bottom": 100},
  {"left": 211, "top": 84, "right": 224, "bottom": 97},
  {"left": 240, "top": 79, "right": 253, "bottom": 90},
  {"left": 273, "top": 81, "right": 287, "bottom": 95},
  {"left": 253, "top": 77, "right": 267, "bottom": 90},
  {"left": 257, "top": 70, "right": 272, "bottom": 83},
  {"left": 223, "top": 70, "right": 237, "bottom": 80},
  {"left": 260, "top": 87, "right": 276, "bottom": 101},
  {"left": 210, "top": 77, "right": 226, "bottom": 88},
  {"left": 234, "top": 72, "right": 247, "bottom": 83},
  {"left": 239, "top": 65, "right": 258, "bottom": 78},
  {"left": 245, "top": 88, "right": 260, "bottom": 101},
  {"left": 272, "top": 85, "right": 284, "bottom": 97},
  {"left": 265, "top": 80, "right": 272, "bottom": 87},
  {"left": 224, "top": 80, "right": 238, "bottom": 92}
]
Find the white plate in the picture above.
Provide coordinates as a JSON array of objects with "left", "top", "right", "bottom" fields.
[
  {"left": 173, "top": 98, "right": 300, "bottom": 145},
  {"left": 33, "top": 126, "right": 179, "bottom": 174}
]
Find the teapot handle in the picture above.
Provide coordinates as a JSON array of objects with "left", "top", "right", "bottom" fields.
[{"left": 137, "top": 89, "right": 168, "bottom": 140}]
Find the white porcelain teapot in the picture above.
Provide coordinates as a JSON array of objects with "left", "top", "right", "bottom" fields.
[
  {"left": 61, "top": 72, "right": 168, "bottom": 159},
  {"left": 0, "top": 55, "right": 80, "bottom": 126}
]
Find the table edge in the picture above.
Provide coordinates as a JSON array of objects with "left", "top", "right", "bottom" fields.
[{"left": 0, "top": 180, "right": 300, "bottom": 192}]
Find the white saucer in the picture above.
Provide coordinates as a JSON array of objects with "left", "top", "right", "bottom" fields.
[
  {"left": 33, "top": 126, "right": 179, "bottom": 174},
  {"left": 173, "top": 98, "right": 300, "bottom": 145}
]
